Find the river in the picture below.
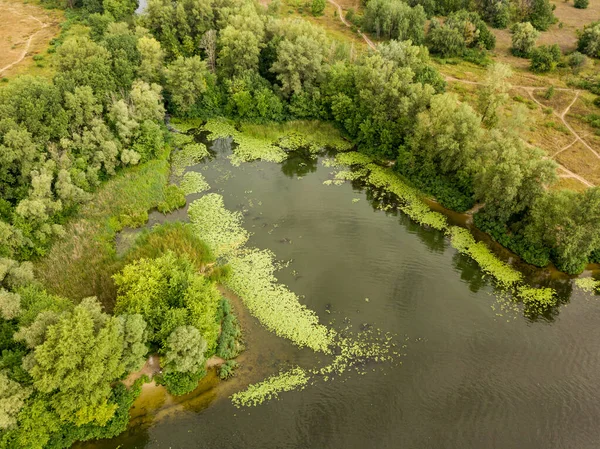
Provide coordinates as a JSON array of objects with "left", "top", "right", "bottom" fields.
[{"left": 81, "top": 135, "right": 600, "bottom": 449}]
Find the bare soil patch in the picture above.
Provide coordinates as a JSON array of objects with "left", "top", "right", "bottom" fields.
[
  {"left": 555, "top": 141, "right": 600, "bottom": 185},
  {"left": 0, "top": 0, "right": 62, "bottom": 77}
]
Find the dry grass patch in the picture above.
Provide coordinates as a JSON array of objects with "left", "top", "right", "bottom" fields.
[
  {"left": 533, "top": 88, "right": 577, "bottom": 113},
  {"left": 555, "top": 141, "right": 600, "bottom": 185},
  {"left": 0, "top": 0, "right": 62, "bottom": 79},
  {"left": 551, "top": 176, "right": 588, "bottom": 192}
]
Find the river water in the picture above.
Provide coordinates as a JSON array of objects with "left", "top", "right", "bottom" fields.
[{"left": 82, "top": 136, "right": 600, "bottom": 449}]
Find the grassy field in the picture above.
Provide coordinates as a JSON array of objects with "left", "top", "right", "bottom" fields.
[
  {"left": 0, "top": 0, "right": 63, "bottom": 79},
  {"left": 35, "top": 148, "right": 175, "bottom": 310}
]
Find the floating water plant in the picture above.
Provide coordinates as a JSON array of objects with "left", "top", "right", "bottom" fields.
[
  {"left": 172, "top": 143, "right": 210, "bottom": 176},
  {"left": 448, "top": 227, "right": 522, "bottom": 288},
  {"left": 187, "top": 194, "right": 248, "bottom": 257},
  {"left": 180, "top": 172, "right": 210, "bottom": 195},
  {"left": 230, "top": 367, "right": 310, "bottom": 407},
  {"left": 225, "top": 248, "right": 335, "bottom": 353},
  {"left": 517, "top": 285, "right": 558, "bottom": 314},
  {"left": 575, "top": 277, "right": 600, "bottom": 294}
]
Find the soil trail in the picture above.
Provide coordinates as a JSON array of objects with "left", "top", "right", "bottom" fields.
[
  {"left": 0, "top": 15, "right": 49, "bottom": 75},
  {"left": 327, "top": 0, "right": 377, "bottom": 51}
]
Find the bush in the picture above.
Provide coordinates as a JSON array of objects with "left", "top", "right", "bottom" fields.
[
  {"left": 216, "top": 298, "right": 243, "bottom": 360},
  {"left": 530, "top": 45, "right": 562, "bottom": 73},
  {"left": 568, "top": 51, "right": 587, "bottom": 72},
  {"left": 427, "top": 21, "right": 466, "bottom": 57},
  {"left": 311, "top": 0, "right": 325, "bottom": 16},
  {"left": 543, "top": 85, "right": 555, "bottom": 99},
  {"left": 574, "top": 0, "right": 588, "bottom": 9},
  {"left": 218, "top": 360, "right": 238, "bottom": 380},
  {"left": 157, "top": 184, "right": 186, "bottom": 213},
  {"left": 577, "top": 21, "right": 600, "bottom": 58},
  {"left": 511, "top": 22, "right": 539, "bottom": 57},
  {"left": 156, "top": 369, "right": 206, "bottom": 396}
]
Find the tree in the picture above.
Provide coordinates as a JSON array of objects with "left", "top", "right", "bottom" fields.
[
  {"left": 527, "top": 0, "right": 556, "bottom": 31},
  {"left": 474, "top": 130, "right": 557, "bottom": 223},
  {"left": 26, "top": 298, "right": 131, "bottom": 426},
  {"left": 0, "top": 289, "right": 20, "bottom": 320},
  {"left": 511, "top": 22, "right": 539, "bottom": 57},
  {"left": 118, "top": 313, "right": 149, "bottom": 372},
  {"left": 363, "top": 0, "right": 426, "bottom": 43},
  {"left": 577, "top": 21, "right": 600, "bottom": 58},
  {"left": 409, "top": 93, "right": 483, "bottom": 175},
  {"left": 217, "top": 5, "right": 265, "bottom": 78},
  {"left": 269, "top": 19, "right": 328, "bottom": 98},
  {"left": 54, "top": 36, "right": 116, "bottom": 99},
  {"left": 102, "top": 0, "right": 137, "bottom": 21},
  {"left": 477, "top": 62, "right": 512, "bottom": 128},
  {"left": 164, "top": 56, "right": 210, "bottom": 114},
  {"left": 574, "top": 0, "right": 588, "bottom": 8},
  {"left": 200, "top": 30, "right": 217, "bottom": 73},
  {"left": 526, "top": 188, "right": 600, "bottom": 273},
  {"left": 161, "top": 325, "right": 207, "bottom": 373},
  {"left": 530, "top": 44, "right": 562, "bottom": 73},
  {"left": 311, "top": 0, "right": 325, "bottom": 16},
  {"left": 137, "top": 35, "right": 165, "bottom": 83},
  {"left": 0, "top": 371, "right": 31, "bottom": 430},
  {"left": 426, "top": 19, "right": 466, "bottom": 57}
]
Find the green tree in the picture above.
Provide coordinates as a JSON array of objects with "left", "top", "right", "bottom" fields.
[
  {"left": 409, "top": 93, "right": 483, "bottom": 175},
  {"left": 526, "top": 188, "right": 600, "bottom": 273},
  {"left": 363, "top": 0, "right": 426, "bottom": 43},
  {"left": 161, "top": 325, "right": 207, "bottom": 373},
  {"left": 0, "top": 289, "right": 21, "bottom": 320},
  {"left": 426, "top": 19, "right": 466, "bottom": 57},
  {"left": 474, "top": 130, "right": 557, "bottom": 223},
  {"left": 574, "top": 0, "right": 589, "bottom": 8},
  {"left": 27, "top": 298, "right": 129, "bottom": 426},
  {"left": 217, "top": 4, "right": 265, "bottom": 78},
  {"left": 0, "top": 371, "right": 31, "bottom": 430},
  {"left": 530, "top": 44, "right": 562, "bottom": 73},
  {"left": 102, "top": 0, "right": 137, "bottom": 21},
  {"left": 137, "top": 35, "right": 165, "bottom": 83},
  {"left": 511, "top": 22, "right": 539, "bottom": 57},
  {"left": 477, "top": 62, "right": 512, "bottom": 128},
  {"left": 164, "top": 56, "right": 210, "bottom": 114},
  {"left": 527, "top": 0, "right": 556, "bottom": 31},
  {"left": 269, "top": 19, "right": 328, "bottom": 98},
  {"left": 577, "top": 21, "right": 600, "bottom": 58}
]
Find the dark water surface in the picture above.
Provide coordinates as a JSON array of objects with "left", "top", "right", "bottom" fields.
[{"left": 83, "top": 139, "right": 600, "bottom": 449}]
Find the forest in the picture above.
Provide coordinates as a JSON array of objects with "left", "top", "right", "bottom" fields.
[{"left": 1, "top": 0, "right": 600, "bottom": 446}]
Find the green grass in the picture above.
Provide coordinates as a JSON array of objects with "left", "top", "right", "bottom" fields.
[{"left": 34, "top": 147, "right": 198, "bottom": 309}]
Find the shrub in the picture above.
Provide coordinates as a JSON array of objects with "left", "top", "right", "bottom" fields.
[
  {"left": 311, "top": 0, "right": 325, "bottom": 16},
  {"left": 574, "top": 0, "right": 588, "bottom": 9},
  {"left": 218, "top": 360, "right": 238, "bottom": 380},
  {"left": 530, "top": 45, "right": 562, "bottom": 73},
  {"left": 577, "top": 21, "right": 600, "bottom": 58},
  {"left": 157, "top": 184, "right": 186, "bottom": 213},
  {"left": 543, "top": 85, "right": 555, "bottom": 99},
  {"left": 156, "top": 369, "right": 206, "bottom": 396},
  {"left": 511, "top": 22, "right": 539, "bottom": 57},
  {"left": 216, "top": 298, "right": 243, "bottom": 360},
  {"left": 568, "top": 51, "right": 587, "bottom": 72}
]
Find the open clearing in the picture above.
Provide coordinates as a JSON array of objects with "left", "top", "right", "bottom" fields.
[{"left": 0, "top": 0, "right": 62, "bottom": 78}]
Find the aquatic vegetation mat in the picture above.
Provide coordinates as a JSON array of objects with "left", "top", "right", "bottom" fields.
[
  {"left": 172, "top": 143, "right": 210, "bottom": 176},
  {"left": 231, "top": 367, "right": 310, "bottom": 407},
  {"left": 180, "top": 172, "right": 210, "bottom": 195}
]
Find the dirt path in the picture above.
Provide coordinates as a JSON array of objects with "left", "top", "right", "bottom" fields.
[
  {"left": 444, "top": 75, "right": 597, "bottom": 187},
  {"left": 327, "top": 0, "right": 377, "bottom": 51},
  {"left": 0, "top": 15, "right": 49, "bottom": 75}
]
